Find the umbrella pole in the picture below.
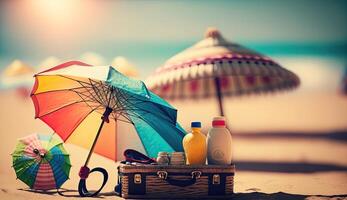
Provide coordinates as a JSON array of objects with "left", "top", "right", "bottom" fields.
[
  {"left": 78, "top": 107, "right": 113, "bottom": 197},
  {"left": 79, "top": 106, "right": 113, "bottom": 180},
  {"left": 84, "top": 119, "right": 106, "bottom": 166},
  {"left": 214, "top": 77, "right": 224, "bottom": 116}
]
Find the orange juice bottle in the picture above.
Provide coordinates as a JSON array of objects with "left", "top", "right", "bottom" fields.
[{"left": 183, "top": 122, "right": 207, "bottom": 165}]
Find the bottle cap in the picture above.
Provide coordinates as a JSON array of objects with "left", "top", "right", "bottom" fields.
[
  {"left": 191, "top": 121, "right": 201, "bottom": 128},
  {"left": 212, "top": 116, "right": 226, "bottom": 127}
]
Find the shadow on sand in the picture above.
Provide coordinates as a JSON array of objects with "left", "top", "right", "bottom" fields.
[
  {"left": 235, "top": 161, "right": 347, "bottom": 173},
  {"left": 233, "top": 192, "right": 347, "bottom": 200},
  {"left": 19, "top": 188, "right": 116, "bottom": 198},
  {"left": 18, "top": 189, "right": 347, "bottom": 199}
]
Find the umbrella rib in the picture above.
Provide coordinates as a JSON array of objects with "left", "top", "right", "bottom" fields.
[
  {"left": 109, "top": 88, "right": 125, "bottom": 111},
  {"left": 113, "top": 91, "right": 154, "bottom": 119},
  {"left": 112, "top": 90, "right": 134, "bottom": 113},
  {"left": 112, "top": 90, "right": 123, "bottom": 110},
  {"left": 116, "top": 90, "right": 154, "bottom": 115},
  {"left": 73, "top": 92, "right": 100, "bottom": 107},
  {"left": 73, "top": 89, "right": 103, "bottom": 111},
  {"left": 59, "top": 75, "right": 104, "bottom": 105},
  {"left": 111, "top": 87, "right": 163, "bottom": 117},
  {"left": 111, "top": 89, "right": 125, "bottom": 109},
  {"left": 76, "top": 81, "right": 103, "bottom": 105},
  {"left": 88, "top": 79, "right": 105, "bottom": 104},
  {"left": 117, "top": 112, "right": 135, "bottom": 124},
  {"left": 72, "top": 86, "right": 106, "bottom": 103},
  {"left": 119, "top": 91, "right": 158, "bottom": 110},
  {"left": 97, "top": 80, "right": 109, "bottom": 104},
  {"left": 59, "top": 75, "right": 93, "bottom": 86},
  {"left": 122, "top": 94, "right": 174, "bottom": 122},
  {"left": 112, "top": 92, "right": 146, "bottom": 120},
  {"left": 89, "top": 79, "right": 108, "bottom": 104},
  {"left": 109, "top": 87, "right": 119, "bottom": 110},
  {"left": 107, "top": 90, "right": 135, "bottom": 124}
]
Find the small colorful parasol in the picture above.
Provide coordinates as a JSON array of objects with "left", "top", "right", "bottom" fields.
[
  {"left": 146, "top": 28, "right": 300, "bottom": 116},
  {"left": 12, "top": 134, "right": 71, "bottom": 190}
]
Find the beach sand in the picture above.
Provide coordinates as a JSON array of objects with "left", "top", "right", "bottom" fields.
[{"left": 1, "top": 90, "right": 347, "bottom": 199}]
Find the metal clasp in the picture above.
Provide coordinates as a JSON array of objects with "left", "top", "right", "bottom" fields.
[
  {"left": 134, "top": 174, "right": 142, "bottom": 184},
  {"left": 191, "top": 171, "right": 202, "bottom": 179},
  {"left": 212, "top": 174, "right": 220, "bottom": 184},
  {"left": 157, "top": 171, "right": 168, "bottom": 180}
]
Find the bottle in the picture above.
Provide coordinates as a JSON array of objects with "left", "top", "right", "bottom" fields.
[
  {"left": 183, "top": 122, "right": 207, "bottom": 165},
  {"left": 207, "top": 117, "right": 232, "bottom": 165}
]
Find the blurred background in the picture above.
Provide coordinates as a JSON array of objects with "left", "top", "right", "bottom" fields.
[{"left": 0, "top": 0, "right": 347, "bottom": 197}]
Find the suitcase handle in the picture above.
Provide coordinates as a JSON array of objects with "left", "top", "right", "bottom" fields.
[{"left": 157, "top": 171, "right": 202, "bottom": 187}]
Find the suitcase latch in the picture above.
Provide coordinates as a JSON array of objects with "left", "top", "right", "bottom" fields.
[
  {"left": 191, "top": 171, "right": 202, "bottom": 179},
  {"left": 212, "top": 174, "right": 220, "bottom": 184},
  {"left": 134, "top": 174, "right": 142, "bottom": 184},
  {"left": 157, "top": 171, "right": 168, "bottom": 180}
]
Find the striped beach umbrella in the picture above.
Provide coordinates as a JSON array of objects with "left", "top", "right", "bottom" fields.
[
  {"left": 146, "top": 28, "right": 300, "bottom": 116},
  {"left": 12, "top": 134, "right": 71, "bottom": 190}
]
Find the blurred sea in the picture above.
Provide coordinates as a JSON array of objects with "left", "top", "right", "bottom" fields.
[{"left": 0, "top": 42, "right": 346, "bottom": 79}]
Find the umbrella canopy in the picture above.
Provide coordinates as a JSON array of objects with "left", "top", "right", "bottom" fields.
[
  {"left": 12, "top": 134, "right": 71, "bottom": 190},
  {"left": 146, "top": 28, "right": 300, "bottom": 115},
  {"left": 31, "top": 61, "right": 186, "bottom": 162}
]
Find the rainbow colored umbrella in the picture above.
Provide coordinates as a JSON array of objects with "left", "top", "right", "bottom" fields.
[
  {"left": 12, "top": 134, "right": 71, "bottom": 190},
  {"left": 30, "top": 61, "right": 185, "bottom": 196},
  {"left": 146, "top": 28, "right": 300, "bottom": 116}
]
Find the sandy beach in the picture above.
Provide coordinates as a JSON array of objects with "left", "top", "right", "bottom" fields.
[
  {"left": 0, "top": 90, "right": 346, "bottom": 199},
  {"left": 1, "top": 0, "right": 347, "bottom": 199}
]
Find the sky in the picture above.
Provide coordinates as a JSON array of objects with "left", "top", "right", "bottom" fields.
[{"left": 0, "top": 0, "right": 346, "bottom": 76}]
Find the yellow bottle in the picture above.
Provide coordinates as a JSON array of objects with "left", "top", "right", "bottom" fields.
[{"left": 183, "top": 122, "right": 207, "bottom": 165}]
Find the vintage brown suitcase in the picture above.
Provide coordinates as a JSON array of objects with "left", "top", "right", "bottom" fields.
[{"left": 117, "top": 163, "right": 235, "bottom": 199}]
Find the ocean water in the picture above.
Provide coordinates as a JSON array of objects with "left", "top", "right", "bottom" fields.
[{"left": 0, "top": 42, "right": 346, "bottom": 91}]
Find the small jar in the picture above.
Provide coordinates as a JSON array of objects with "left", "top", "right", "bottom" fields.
[
  {"left": 170, "top": 152, "right": 185, "bottom": 165},
  {"left": 156, "top": 152, "right": 170, "bottom": 165}
]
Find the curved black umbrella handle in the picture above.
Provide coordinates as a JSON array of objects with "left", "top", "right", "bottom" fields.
[{"left": 78, "top": 167, "right": 108, "bottom": 197}]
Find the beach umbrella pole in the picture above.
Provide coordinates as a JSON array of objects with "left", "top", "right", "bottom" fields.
[
  {"left": 214, "top": 77, "right": 224, "bottom": 116},
  {"left": 84, "top": 119, "right": 106, "bottom": 166},
  {"left": 79, "top": 107, "right": 113, "bottom": 177},
  {"left": 78, "top": 107, "right": 112, "bottom": 197}
]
